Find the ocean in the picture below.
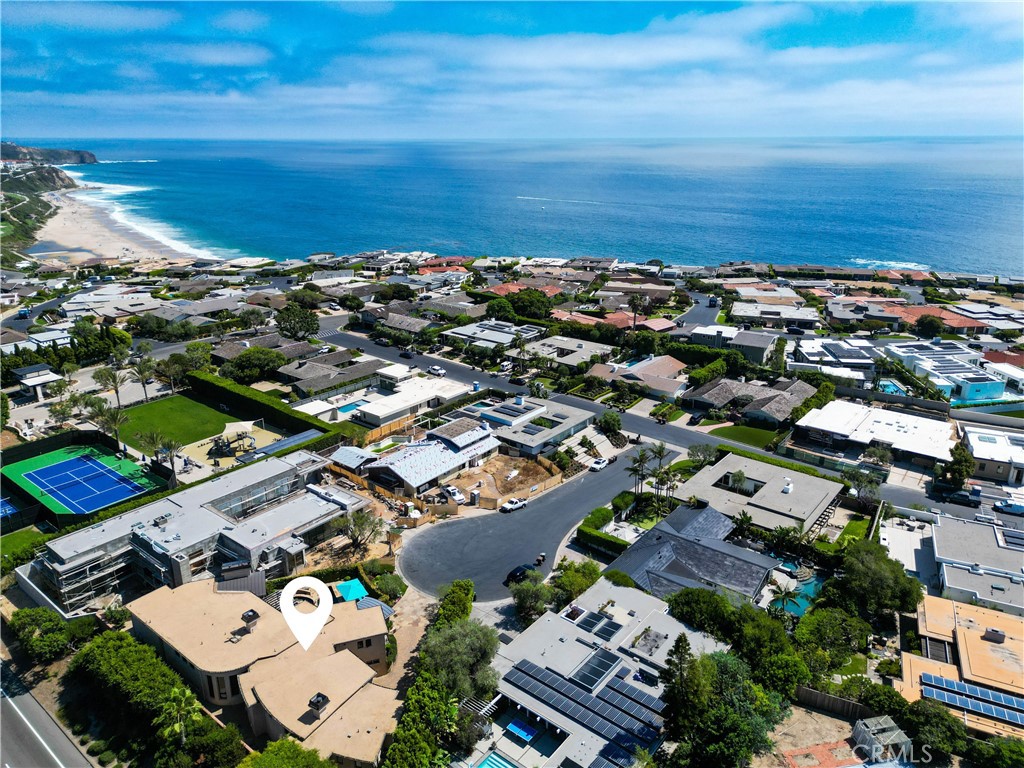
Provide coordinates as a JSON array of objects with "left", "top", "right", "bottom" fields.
[{"left": 24, "top": 138, "right": 1024, "bottom": 274}]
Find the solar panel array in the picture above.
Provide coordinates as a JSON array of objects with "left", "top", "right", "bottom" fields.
[
  {"left": 577, "top": 612, "right": 603, "bottom": 632},
  {"left": 505, "top": 660, "right": 660, "bottom": 752},
  {"left": 594, "top": 620, "right": 623, "bottom": 642},
  {"left": 923, "top": 687, "right": 1024, "bottom": 727},
  {"left": 597, "top": 686, "right": 664, "bottom": 729},
  {"left": 607, "top": 676, "right": 666, "bottom": 714},
  {"left": 572, "top": 648, "right": 620, "bottom": 690},
  {"left": 921, "top": 673, "right": 1024, "bottom": 712},
  {"left": 1002, "top": 528, "right": 1024, "bottom": 548}
]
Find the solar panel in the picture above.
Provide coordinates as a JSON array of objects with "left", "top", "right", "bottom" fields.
[
  {"left": 509, "top": 660, "right": 660, "bottom": 747},
  {"left": 597, "top": 687, "right": 664, "bottom": 728},
  {"left": 923, "top": 686, "right": 1024, "bottom": 726},
  {"left": 572, "top": 648, "right": 621, "bottom": 691},
  {"left": 594, "top": 620, "right": 623, "bottom": 642},
  {"left": 921, "top": 673, "right": 1024, "bottom": 713},
  {"left": 607, "top": 677, "right": 666, "bottom": 713},
  {"left": 578, "top": 612, "right": 603, "bottom": 632}
]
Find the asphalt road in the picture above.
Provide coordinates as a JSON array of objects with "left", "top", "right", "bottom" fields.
[
  {"left": 1, "top": 665, "right": 87, "bottom": 768},
  {"left": 398, "top": 449, "right": 641, "bottom": 601}
]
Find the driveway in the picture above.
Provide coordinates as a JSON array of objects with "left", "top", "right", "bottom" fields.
[{"left": 398, "top": 452, "right": 637, "bottom": 601}]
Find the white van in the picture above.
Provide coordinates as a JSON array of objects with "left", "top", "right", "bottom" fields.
[{"left": 499, "top": 360, "right": 513, "bottom": 372}]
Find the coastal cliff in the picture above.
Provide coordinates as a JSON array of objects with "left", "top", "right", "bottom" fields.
[
  {"left": 1, "top": 141, "right": 98, "bottom": 165},
  {"left": 1, "top": 162, "right": 81, "bottom": 267}
]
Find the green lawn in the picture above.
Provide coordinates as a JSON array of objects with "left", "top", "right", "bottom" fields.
[
  {"left": 836, "top": 653, "right": 867, "bottom": 677},
  {"left": 995, "top": 409, "right": 1024, "bottom": 419},
  {"left": 120, "top": 395, "right": 236, "bottom": 450},
  {"left": 1, "top": 526, "right": 46, "bottom": 553},
  {"left": 709, "top": 425, "right": 778, "bottom": 449},
  {"left": 699, "top": 418, "right": 725, "bottom": 426},
  {"left": 815, "top": 516, "right": 871, "bottom": 553},
  {"left": 667, "top": 459, "right": 697, "bottom": 479}
]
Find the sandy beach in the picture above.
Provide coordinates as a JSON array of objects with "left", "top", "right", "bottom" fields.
[{"left": 29, "top": 190, "right": 202, "bottom": 270}]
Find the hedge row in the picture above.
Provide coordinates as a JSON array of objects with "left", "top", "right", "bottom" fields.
[
  {"left": 576, "top": 525, "right": 630, "bottom": 556},
  {"left": 717, "top": 445, "right": 851, "bottom": 491},
  {"left": 685, "top": 357, "right": 728, "bottom": 389},
  {"left": 187, "top": 371, "right": 368, "bottom": 445},
  {"left": 582, "top": 507, "right": 614, "bottom": 529},
  {"left": 266, "top": 559, "right": 394, "bottom": 596},
  {"left": 789, "top": 381, "right": 836, "bottom": 424}
]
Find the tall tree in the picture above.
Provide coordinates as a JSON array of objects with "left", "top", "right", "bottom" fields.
[
  {"left": 128, "top": 357, "right": 158, "bottom": 402},
  {"left": 93, "top": 365, "right": 131, "bottom": 409},
  {"left": 160, "top": 438, "right": 184, "bottom": 487},
  {"left": 238, "top": 307, "right": 266, "bottom": 335},
  {"left": 275, "top": 303, "right": 319, "bottom": 341},
  {"left": 137, "top": 430, "right": 165, "bottom": 463},
  {"left": 628, "top": 292, "right": 647, "bottom": 332},
  {"left": 153, "top": 686, "right": 203, "bottom": 747}
]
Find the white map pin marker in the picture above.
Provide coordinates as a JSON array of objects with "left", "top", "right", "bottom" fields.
[{"left": 280, "top": 576, "right": 333, "bottom": 651}]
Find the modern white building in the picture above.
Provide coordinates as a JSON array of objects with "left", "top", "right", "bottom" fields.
[
  {"left": 932, "top": 516, "right": 1024, "bottom": 616},
  {"left": 961, "top": 426, "right": 1024, "bottom": 486},
  {"left": 885, "top": 340, "right": 1005, "bottom": 403},
  {"left": 795, "top": 399, "right": 957, "bottom": 463},
  {"left": 982, "top": 361, "right": 1024, "bottom": 396},
  {"left": 729, "top": 303, "right": 820, "bottom": 329},
  {"left": 442, "top": 319, "right": 546, "bottom": 349}
]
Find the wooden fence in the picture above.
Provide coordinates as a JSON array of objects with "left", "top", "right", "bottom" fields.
[
  {"left": 795, "top": 686, "right": 874, "bottom": 721},
  {"left": 360, "top": 414, "right": 417, "bottom": 445}
]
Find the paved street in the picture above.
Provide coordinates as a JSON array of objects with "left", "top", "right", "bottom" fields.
[
  {"left": 398, "top": 449, "right": 640, "bottom": 601},
  {"left": 1, "top": 664, "right": 87, "bottom": 768}
]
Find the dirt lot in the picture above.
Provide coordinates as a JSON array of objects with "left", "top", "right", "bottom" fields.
[
  {"left": 1, "top": 428, "right": 22, "bottom": 449},
  {"left": 448, "top": 454, "right": 555, "bottom": 498},
  {"left": 752, "top": 705, "right": 858, "bottom": 768}
]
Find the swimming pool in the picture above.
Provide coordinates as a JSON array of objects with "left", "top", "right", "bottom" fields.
[
  {"left": 878, "top": 379, "right": 908, "bottom": 397},
  {"left": 475, "top": 753, "right": 519, "bottom": 768},
  {"left": 469, "top": 401, "right": 491, "bottom": 409},
  {"left": 338, "top": 399, "right": 369, "bottom": 414},
  {"left": 772, "top": 560, "right": 825, "bottom": 617}
]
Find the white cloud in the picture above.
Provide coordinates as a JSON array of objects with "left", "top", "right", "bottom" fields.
[
  {"left": 771, "top": 44, "right": 905, "bottom": 67},
  {"left": 144, "top": 42, "right": 273, "bottom": 67},
  {"left": 922, "top": 2, "right": 1024, "bottom": 41},
  {"left": 212, "top": 9, "right": 269, "bottom": 34},
  {"left": 912, "top": 52, "right": 958, "bottom": 68},
  {"left": 1, "top": 2, "right": 178, "bottom": 31}
]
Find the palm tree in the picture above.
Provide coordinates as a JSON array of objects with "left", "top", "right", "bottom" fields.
[
  {"left": 93, "top": 366, "right": 131, "bottom": 409},
  {"left": 137, "top": 430, "right": 165, "bottom": 463},
  {"left": 153, "top": 686, "right": 203, "bottom": 747},
  {"left": 628, "top": 292, "right": 647, "bottom": 332},
  {"left": 629, "top": 448, "right": 650, "bottom": 497},
  {"left": 774, "top": 586, "right": 801, "bottom": 613},
  {"left": 92, "top": 405, "right": 130, "bottom": 447},
  {"left": 160, "top": 438, "right": 184, "bottom": 486},
  {"left": 733, "top": 510, "right": 754, "bottom": 539},
  {"left": 512, "top": 332, "right": 527, "bottom": 372},
  {"left": 128, "top": 357, "right": 157, "bottom": 402}
]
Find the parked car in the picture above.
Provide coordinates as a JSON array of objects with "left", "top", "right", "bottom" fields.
[
  {"left": 504, "top": 564, "right": 537, "bottom": 586},
  {"left": 944, "top": 490, "right": 981, "bottom": 508},
  {"left": 442, "top": 485, "right": 466, "bottom": 504},
  {"left": 319, "top": 346, "right": 332, "bottom": 354},
  {"left": 499, "top": 360, "right": 513, "bottom": 372},
  {"left": 500, "top": 497, "right": 528, "bottom": 513},
  {"left": 328, "top": 303, "right": 341, "bottom": 311},
  {"left": 373, "top": 338, "right": 392, "bottom": 347},
  {"left": 428, "top": 365, "right": 447, "bottom": 377},
  {"left": 993, "top": 500, "right": 1024, "bottom": 516},
  {"left": 590, "top": 458, "right": 610, "bottom": 472},
  {"left": 509, "top": 375, "right": 527, "bottom": 385},
  {"left": 968, "top": 343, "right": 984, "bottom": 350},
  {"left": 428, "top": 343, "right": 443, "bottom": 353},
  {"left": 399, "top": 349, "right": 415, "bottom": 359},
  {"left": 785, "top": 326, "right": 806, "bottom": 335}
]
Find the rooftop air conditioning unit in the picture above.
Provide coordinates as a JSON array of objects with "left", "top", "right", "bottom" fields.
[
  {"left": 982, "top": 627, "right": 1006, "bottom": 643},
  {"left": 242, "top": 609, "right": 260, "bottom": 631},
  {"left": 308, "top": 692, "right": 330, "bottom": 719}
]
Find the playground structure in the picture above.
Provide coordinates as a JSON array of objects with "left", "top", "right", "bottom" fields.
[{"left": 207, "top": 421, "right": 261, "bottom": 459}]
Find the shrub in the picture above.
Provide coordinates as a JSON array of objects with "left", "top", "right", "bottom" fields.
[
  {"left": 104, "top": 606, "right": 132, "bottom": 629},
  {"left": 576, "top": 526, "right": 629, "bottom": 556},
  {"left": 87, "top": 740, "right": 108, "bottom": 756},
  {"left": 80, "top": 735, "right": 91, "bottom": 746},
  {"left": 98, "top": 751, "right": 117, "bottom": 766},
  {"left": 435, "top": 580, "right": 474, "bottom": 627},
  {"left": 686, "top": 357, "right": 728, "bottom": 389},
  {"left": 385, "top": 634, "right": 398, "bottom": 666},
  {"left": 611, "top": 491, "right": 635, "bottom": 514},
  {"left": 602, "top": 570, "right": 636, "bottom": 588},
  {"left": 375, "top": 573, "right": 408, "bottom": 601},
  {"left": 581, "top": 507, "right": 614, "bottom": 529}
]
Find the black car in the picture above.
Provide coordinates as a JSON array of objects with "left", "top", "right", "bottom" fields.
[
  {"left": 945, "top": 490, "right": 981, "bottom": 508},
  {"left": 509, "top": 375, "right": 527, "bottom": 385},
  {"left": 503, "top": 564, "right": 537, "bottom": 586},
  {"left": 399, "top": 349, "right": 415, "bottom": 359},
  {"left": 785, "top": 326, "right": 806, "bottom": 335},
  {"left": 373, "top": 338, "right": 392, "bottom": 347}
]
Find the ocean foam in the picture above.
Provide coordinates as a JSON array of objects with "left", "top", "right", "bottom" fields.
[
  {"left": 516, "top": 195, "right": 604, "bottom": 205},
  {"left": 850, "top": 258, "right": 932, "bottom": 271}
]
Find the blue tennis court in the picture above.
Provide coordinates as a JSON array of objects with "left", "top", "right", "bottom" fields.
[
  {"left": 24, "top": 455, "right": 148, "bottom": 515},
  {"left": 0, "top": 498, "right": 18, "bottom": 518}
]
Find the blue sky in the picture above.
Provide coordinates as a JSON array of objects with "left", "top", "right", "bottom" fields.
[{"left": 2, "top": 1, "right": 1021, "bottom": 139}]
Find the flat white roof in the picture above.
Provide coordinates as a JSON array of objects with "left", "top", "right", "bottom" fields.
[
  {"left": 356, "top": 377, "right": 470, "bottom": 419},
  {"left": 984, "top": 362, "right": 1024, "bottom": 382},
  {"left": 797, "top": 400, "right": 956, "bottom": 461},
  {"left": 962, "top": 426, "right": 1024, "bottom": 465}
]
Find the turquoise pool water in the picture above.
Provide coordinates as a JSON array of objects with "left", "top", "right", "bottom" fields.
[
  {"left": 475, "top": 753, "right": 519, "bottom": 768},
  {"left": 470, "top": 401, "right": 491, "bottom": 409},
  {"left": 338, "top": 399, "right": 369, "bottom": 413},
  {"left": 772, "top": 561, "right": 825, "bottom": 617},
  {"left": 878, "top": 379, "right": 908, "bottom": 396}
]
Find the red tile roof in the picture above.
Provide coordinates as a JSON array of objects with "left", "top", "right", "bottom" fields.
[
  {"left": 417, "top": 266, "right": 468, "bottom": 274},
  {"left": 886, "top": 304, "right": 990, "bottom": 330}
]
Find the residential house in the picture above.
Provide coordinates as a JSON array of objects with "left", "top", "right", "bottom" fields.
[
  {"left": 729, "top": 331, "right": 777, "bottom": 365},
  {"left": 442, "top": 319, "right": 546, "bottom": 350},
  {"left": 352, "top": 374, "right": 471, "bottom": 428},
  {"left": 684, "top": 377, "right": 816, "bottom": 427},
  {"left": 794, "top": 338, "right": 877, "bottom": 371},
  {"left": 885, "top": 304, "right": 990, "bottom": 335},
  {"left": 893, "top": 596, "right": 1023, "bottom": 740},
  {"left": 729, "top": 303, "right": 820, "bottom": 329},
  {"left": 364, "top": 418, "right": 500, "bottom": 495},
  {"left": 473, "top": 395, "right": 594, "bottom": 456},
  {"left": 932, "top": 517, "right": 1024, "bottom": 615},
  {"left": 961, "top": 426, "right": 1024, "bottom": 486},
  {"left": 587, "top": 355, "right": 688, "bottom": 400},
  {"left": 12, "top": 363, "right": 63, "bottom": 401},
  {"left": 508, "top": 335, "right": 615, "bottom": 369},
  {"left": 885, "top": 340, "right": 1005, "bottom": 403},
  {"left": 609, "top": 504, "right": 781, "bottom": 601}
]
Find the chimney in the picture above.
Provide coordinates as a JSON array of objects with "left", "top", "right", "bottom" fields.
[
  {"left": 242, "top": 609, "right": 260, "bottom": 632},
  {"left": 308, "top": 692, "right": 330, "bottom": 719},
  {"left": 515, "top": 395, "right": 524, "bottom": 406}
]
